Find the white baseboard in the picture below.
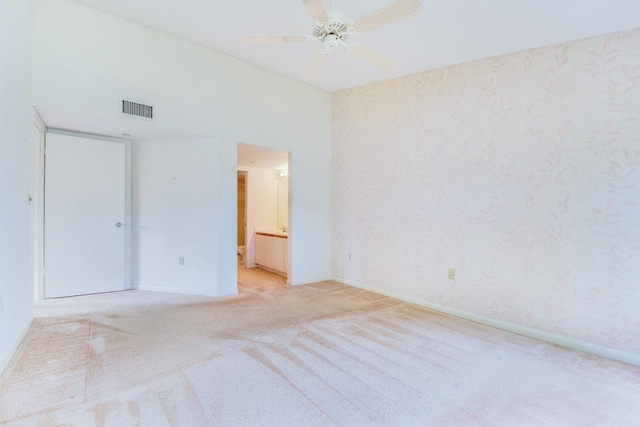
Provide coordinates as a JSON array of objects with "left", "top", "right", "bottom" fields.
[
  {"left": 335, "top": 277, "right": 640, "bottom": 367},
  {"left": 0, "top": 318, "right": 33, "bottom": 376},
  {"left": 135, "top": 285, "right": 220, "bottom": 297}
]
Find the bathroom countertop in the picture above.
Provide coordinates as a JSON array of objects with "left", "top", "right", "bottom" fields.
[{"left": 255, "top": 227, "right": 288, "bottom": 238}]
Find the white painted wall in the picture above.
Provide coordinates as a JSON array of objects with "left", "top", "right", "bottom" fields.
[
  {"left": 132, "top": 140, "right": 220, "bottom": 295},
  {"left": 332, "top": 28, "right": 640, "bottom": 362},
  {"left": 32, "top": 0, "right": 332, "bottom": 292},
  {"left": 0, "top": 0, "right": 35, "bottom": 373}
]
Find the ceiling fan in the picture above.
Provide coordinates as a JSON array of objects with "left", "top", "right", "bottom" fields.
[{"left": 244, "top": 0, "right": 422, "bottom": 81}]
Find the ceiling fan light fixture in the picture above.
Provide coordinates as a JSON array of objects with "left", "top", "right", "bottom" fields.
[{"left": 324, "top": 34, "right": 339, "bottom": 50}]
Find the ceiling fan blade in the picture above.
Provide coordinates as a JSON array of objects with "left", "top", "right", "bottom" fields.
[
  {"left": 351, "top": 0, "right": 421, "bottom": 33},
  {"left": 306, "top": 53, "right": 330, "bottom": 81},
  {"left": 244, "top": 34, "right": 309, "bottom": 44},
  {"left": 301, "top": 0, "right": 329, "bottom": 23},
  {"left": 348, "top": 44, "right": 396, "bottom": 70}
]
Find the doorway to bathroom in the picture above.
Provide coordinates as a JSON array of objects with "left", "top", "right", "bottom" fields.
[
  {"left": 237, "top": 170, "right": 247, "bottom": 267},
  {"left": 237, "top": 142, "right": 291, "bottom": 293}
]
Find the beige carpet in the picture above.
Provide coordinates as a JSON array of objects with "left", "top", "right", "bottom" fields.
[{"left": 1, "top": 281, "right": 639, "bottom": 426}]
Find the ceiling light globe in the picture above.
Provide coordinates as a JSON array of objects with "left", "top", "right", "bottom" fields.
[{"left": 325, "top": 34, "right": 339, "bottom": 50}]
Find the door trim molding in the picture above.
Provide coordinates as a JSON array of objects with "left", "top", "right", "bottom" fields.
[
  {"left": 46, "top": 128, "right": 131, "bottom": 144},
  {"left": 33, "top": 110, "right": 46, "bottom": 301}
]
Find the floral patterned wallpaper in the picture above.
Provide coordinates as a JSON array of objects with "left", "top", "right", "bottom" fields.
[{"left": 332, "top": 28, "right": 640, "bottom": 355}]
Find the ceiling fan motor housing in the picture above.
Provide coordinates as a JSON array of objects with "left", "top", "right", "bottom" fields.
[{"left": 312, "top": 10, "right": 351, "bottom": 48}]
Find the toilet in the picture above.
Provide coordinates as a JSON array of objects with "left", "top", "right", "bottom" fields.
[{"left": 237, "top": 246, "right": 245, "bottom": 263}]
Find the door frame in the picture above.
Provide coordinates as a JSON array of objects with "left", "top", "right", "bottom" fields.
[
  {"left": 237, "top": 167, "right": 252, "bottom": 268},
  {"left": 33, "top": 110, "right": 45, "bottom": 301},
  {"left": 237, "top": 169, "right": 248, "bottom": 262},
  {"left": 285, "top": 151, "right": 292, "bottom": 285},
  {"left": 237, "top": 152, "right": 292, "bottom": 284},
  {"left": 34, "top": 123, "right": 133, "bottom": 300}
]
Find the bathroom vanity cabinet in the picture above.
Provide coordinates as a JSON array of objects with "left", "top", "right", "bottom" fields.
[{"left": 255, "top": 232, "right": 288, "bottom": 276}]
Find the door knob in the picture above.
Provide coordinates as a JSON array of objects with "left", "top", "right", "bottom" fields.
[{"left": 115, "top": 222, "right": 123, "bottom": 228}]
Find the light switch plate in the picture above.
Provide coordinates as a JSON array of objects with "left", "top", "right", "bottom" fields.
[{"left": 448, "top": 269, "right": 456, "bottom": 280}]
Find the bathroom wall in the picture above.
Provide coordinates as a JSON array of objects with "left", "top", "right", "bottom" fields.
[
  {"left": 277, "top": 174, "right": 289, "bottom": 228},
  {"left": 240, "top": 166, "right": 279, "bottom": 267},
  {"left": 332, "top": 28, "right": 640, "bottom": 361}
]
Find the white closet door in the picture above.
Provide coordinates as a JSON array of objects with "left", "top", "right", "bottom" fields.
[{"left": 44, "top": 133, "right": 125, "bottom": 298}]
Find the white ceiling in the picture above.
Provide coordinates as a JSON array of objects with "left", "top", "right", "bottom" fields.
[{"left": 69, "top": 0, "right": 640, "bottom": 92}]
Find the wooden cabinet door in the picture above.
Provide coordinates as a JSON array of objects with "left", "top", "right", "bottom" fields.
[
  {"left": 255, "top": 234, "right": 270, "bottom": 266},
  {"left": 265, "top": 236, "right": 275, "bottom": 269},
  {"left": 273, "top": 237, "right": 285, "bottom": 273},
  {"left": 255, "top": 234, "right": 288, "bottom": 274},
  {"left": 283, "top": 238, "right": 288, "bottom": 275}
]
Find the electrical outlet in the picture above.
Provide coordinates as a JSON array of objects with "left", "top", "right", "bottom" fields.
[
  {"left": 448, "top": 269, "right": 456, "bottom": 280},
  {"left": 179, "top": 256, "right": 185, "bottom": 266},
  {"left": 348, "top": 253, "right": 352, "bottom": 262}
]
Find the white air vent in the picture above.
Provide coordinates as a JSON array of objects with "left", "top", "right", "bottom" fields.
[{"left": 122, "top": 100, "right": 153, "bottom": 120}]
